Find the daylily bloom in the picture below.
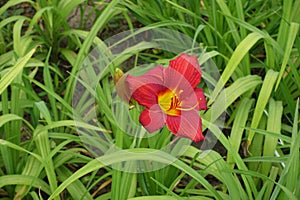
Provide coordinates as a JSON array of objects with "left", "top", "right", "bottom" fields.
[{"left": 126, "top": 53, "right": 207, "bottom": 142}]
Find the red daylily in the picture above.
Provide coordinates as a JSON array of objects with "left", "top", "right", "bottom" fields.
[{"left": 126, "top": 53, "right": 207, "bottom": 142}]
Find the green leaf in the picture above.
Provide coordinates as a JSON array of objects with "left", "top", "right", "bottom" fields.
[
  {"left": 128, "top": 197, "right": 178, "bottom": 200},
  {"left": 27, "top": 6, "right": 53, "bottom": 32},
  {"left": 216, "top": 0, "right": 241, "bottom": 44},
  {"left": 229, "top": 169, "right": 297, "bottom": 200},
  {"left": 208, "top": 32, "right": 263, "bottom": 105},
  {"left": 0, "top": 113, "right": 33, "bottom": 130},
  {"left": 0, "top": 114, "right": 22, "bottom": 128},
  {"left": 275, "top": 22, "right": 300, "bottom": 90},
  {"left": 204, "top": 75, "right": 261, "bottom": 123},
  {"left": 271, "top": 99, "right": 300, "bottom": 199},
  {"left": 0, "top": 47, "right": 36, "bottom": 95},
  {"left": 14, "top": 155, "right": 44, "bottom": 198},
  {"left": 34, "top": 126, "right": 58, "bottom": 198},
  {"left": 227, "top": 98, "right": 254, "bottom": 169},
  {"left": 0, "top": 175, "right": 50, "bottom": 195},
  {"left": 261, "top": 99, "right": 283, "bottom": 176},
  {"left": 184, "top": 147, "right": 247, "bottom": 199},
  {"left": 56, "top": 166, "right": 93, "bottom": 200},
  {"left": 0, "top": 139, "right": 43, "bottom": 164},
  {"left": 202, "top": 118, "right": 258, "bottom": 197},
  {"left": 0, "top": 0, "right": 33, "bottom": 16},
  {"left": 247, "top": 70, "right": 278, "bottom": 147},
  {"left": 63, "top": 0, "right": 120, "bottom": 110},
  {"left": 34, "top": 101, "right": 52, "bottom": 125},
  {"left": 49, "top": 149, "right": 223, "bottom": 200}
]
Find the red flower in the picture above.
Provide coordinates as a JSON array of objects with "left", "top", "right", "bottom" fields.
[{"left": 126, "top": 54, "right": 207, "bottom": 142}]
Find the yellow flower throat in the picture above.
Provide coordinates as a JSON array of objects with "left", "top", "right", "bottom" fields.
[{"left": 158, "top": 89, "right": 181, "bottom": 116}]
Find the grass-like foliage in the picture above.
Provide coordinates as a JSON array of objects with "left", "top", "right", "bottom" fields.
[{"left": 0, "top": 0, "right": 299, "bottom": 199}]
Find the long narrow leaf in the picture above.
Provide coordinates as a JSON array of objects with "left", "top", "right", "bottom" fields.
[
  {"left": 275, "top": 22, "right": 300, "bottom": 90},
  {"left": 63, "top": 0, "right": 120, "bottom": 109},
  {"left": 34, "top": 126, "right": 58, "bottom": 198},
  {"left": 0, "top": 47, "right": 36, "bottom": 95},
  {"left": 261, "top": 99, "right": 283, "bottom": 176},
  {"left": 49, "top": 149, "right": 223, "bottom": 200},
  {"left": 0, "top": 175, "right": 50, "bottom": 195},
  {"left": 227, "top": 98, "right": 254, "bottom": 169},
  {"left": 271, "top": 99, "right": 300, "bottom": 199},
  {"left": 204, "top": 75, "right": 261, "bottom": 123},
  {"left": 208, "top": 32, "right": 263, "bottom": 105},
  {"left": 247, "top": 70, "right": 278, "bottom": 147}
]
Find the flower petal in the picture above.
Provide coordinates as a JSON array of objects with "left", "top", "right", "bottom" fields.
[
  {"left": 126, "top": 66, "right": 165, "bottom": 108},
  {"left": 127, "top": 65, "right": 164, "bottom": 91},
  {"left": 169, "top": 53, "right": 201, "bottom": 88},
  {"left": 131, "top": 83, "right": 166, "bottom": 108},
  {"left": 139, "top": 105, "right": 165, "bottom": 132},
  {"left": 164, "top": 66, "right": 195, "bottom": 99},
  {"left": 166, "top": 110, "right": 204, "bottom": 142},
  {"left": 181, "top": 88, "right": 207, "bottom": 111},
  {"left": 194, "top": 88, "right": 207, "bottom": 110}
]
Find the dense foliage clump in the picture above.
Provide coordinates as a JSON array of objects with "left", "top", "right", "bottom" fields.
[{"left": 0, "top": 0, "right": 299, "bottom": 199}]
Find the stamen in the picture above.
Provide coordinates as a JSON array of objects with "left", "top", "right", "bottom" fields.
[
  {"left": 168, "top": 96, "right": 179, "bottom": 111},
  {"left": 158, "top": 89, "right": 182, "bottom": 116},
  {"left": 178, "top": 102, "right": 199, "bottom": 111},
  {"left": 169, "top": 97, "right": 174, "bottom": 110}
]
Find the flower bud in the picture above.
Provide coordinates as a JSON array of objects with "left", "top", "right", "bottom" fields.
[
  {"left": 114, "top": 68, "right": 131, "bottom": 103},
  {"left": 114, "top": 68, "right": 125, "bottom": 85}
]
